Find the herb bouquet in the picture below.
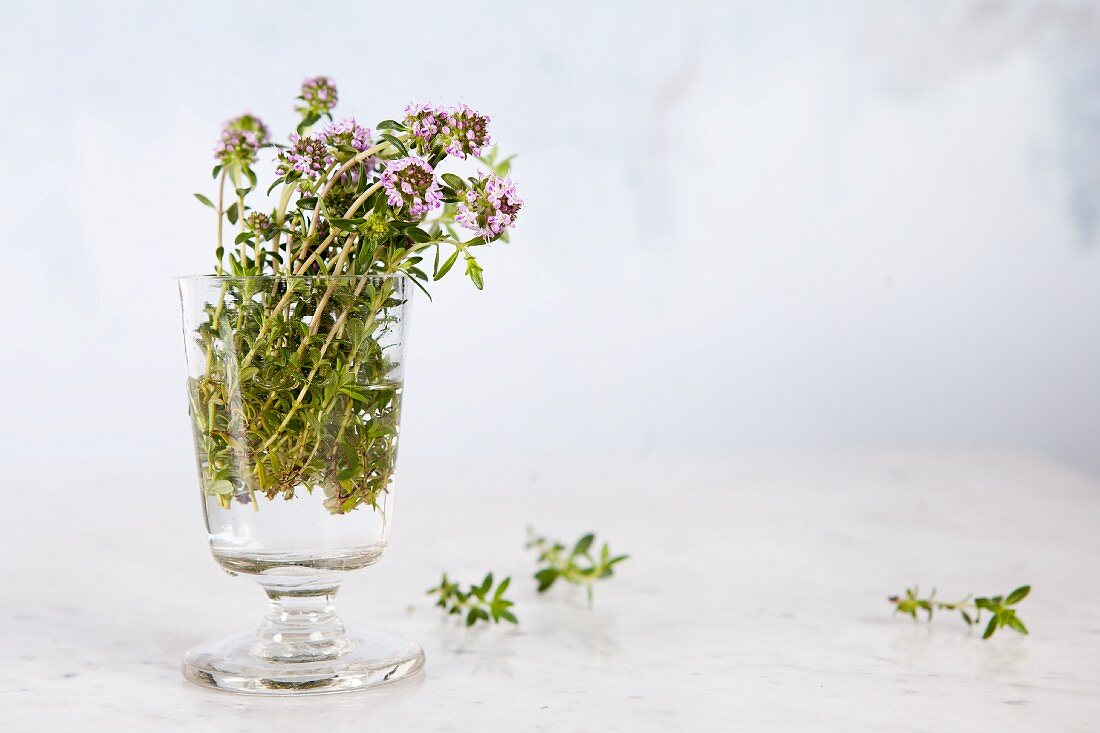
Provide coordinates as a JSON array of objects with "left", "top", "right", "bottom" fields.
[{"left": 177, "top": 77, "right": 522, "bottom": 695}]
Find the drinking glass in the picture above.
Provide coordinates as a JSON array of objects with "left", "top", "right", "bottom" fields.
[{"left": 176, "top": 274, "right": 424, "bottom": 694}]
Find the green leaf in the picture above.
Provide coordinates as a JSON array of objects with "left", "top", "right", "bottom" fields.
[
  {"left": 210, "top": 479, "right": 234, "bottom": 496},
  {"left": 573, "top": 534, "right": 595, "bottom": 556},
  {"left": 500, "top": 609, "right": 518, "bottom": 624},
  {"left": 465, "top": 257, "right": 484, "bottom": 290},
  {"left": 1004, "top": 615, "right": 1028, "bottom": 635},
  {"left": 982, "top": 616, "right": 999, "bottom": 639},
  {"left": 372, "top": 191, "right": 389, "bottom": 214},
  {"left": 375, "top": 119, "right": 407, "bottom": 132},
  {"left": 297, "top": 111, "right": 320, "bottom": 135},
  {"left": 434, "top": 250, "right": 460, "bottom": 280},
  {"left": 534, "top": 568, "right": 559, "bottom": 592},
  {"left": 380, "top": 134, "right": 409, "bottom": 157},
  {"left": 327, "top": 217, "right": 364, "bottom": 231},
  {"left": 404, "top": 274, "right": 434, "bottom": 301},
  {"left": 1005, "top": 586, "right": 1030, "bottom": 605},
  {"left": 442, "top": 173, "right": 466, "bottom": 191},
  {"left": 494, "top": 576, "right": 511, "bottom": 599},
  {"left": 340, "top": 385, "right": 371, "bottom": 403},
  {"left": 194, "top": 193, "right": 215, "bottom": 208},
  {"left": 226, "top": 202, "right": 239, "bottom": 225}
]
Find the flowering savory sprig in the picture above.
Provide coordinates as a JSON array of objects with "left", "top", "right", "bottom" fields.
[
  {"left": 381, "top": 157, "right": 444, "bottom": 219},
  {"left": 189, "top": 78, "right": 524, "bottom": 515},
  {"left": 277, "top": 133, "right": 332, "bottom": 183},
  {"left": 457, "top": 173, "right": 523, "bottom": 241},
  {"left": 296, "top": 75, "right": 338, "bottom": 132},
  {"left": 427, "top": 573, "right": 518, "bottom": 627},
  {"left": 322, "top": 118, "right": 373, "bottom": 154},
  {"left": 194, "top": 77, "right": 522, "bottom": 292},
  {"left": 889, "top": 585, "right": 1031, "bottom": 639},
  {"left": 526, "top": 531, "right": 629, "bottom": 606}
]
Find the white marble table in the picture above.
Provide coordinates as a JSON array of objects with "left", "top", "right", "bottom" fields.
[{"left": 3, "top": 451, "right": 1099, "bottom": 730}]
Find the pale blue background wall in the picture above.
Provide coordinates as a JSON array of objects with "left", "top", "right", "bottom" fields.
[{"left": 2, "top": 0, "right": 1098, "bottom": 476}]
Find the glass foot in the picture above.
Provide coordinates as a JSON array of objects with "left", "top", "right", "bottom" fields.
[{"left": 182, "top": 629, "right": 425, "bottom": 695}]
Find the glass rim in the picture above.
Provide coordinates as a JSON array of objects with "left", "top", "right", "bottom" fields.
[{"left": 175, "top": 272, "right": 411, "bottom": 283}]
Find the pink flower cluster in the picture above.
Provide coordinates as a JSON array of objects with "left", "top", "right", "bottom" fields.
[
  {"left": 273, "top": 119, "right": 381, "bottom": 191},
  {"left": 213, "top": 114, "right": 269, "bottom": 165},
  {"left": 321, "top": 118, "right": 372, "bottom": 152},
  {"left": 440, "top": 103, "right": 490, "bottom": 158},
  {"left": 278, "top": 133, "right": 333, "bottom": 181},
  {"left": 404, "top": 103, "right": 443, "bottom": 146},
  {"left": 244, "top": 211, "right": 272, "bottom": 234},
  {"left": 214, "top": 130, "right": 258, "bottom": 165},
  {"left": 456, "top": 174, "right": 523, "bottom": 240},
  {"left": 300, "top": 76, "right": 338, "bottom": 113},
  {"left": 380, "top": 156, "right": 443, "bottom": 220},
  {"left": 402, "top": 102, "right": 491, "bottom": 158}
]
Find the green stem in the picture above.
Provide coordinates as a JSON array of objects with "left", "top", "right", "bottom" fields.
[
  {"left": 296, "top": 181, "right": 383, "bottom": 276},
  {"left": 272, "top": 183, "right": 296, "bottom": 275},
  {"left": 215, "top": 170, "right": 226, "bottom": 275},
  {"left": 259, "top": 272, "right": 389, "bottom": 452},
  {"left": 236, "top": 181, "right": 383, "bottom": 370}
]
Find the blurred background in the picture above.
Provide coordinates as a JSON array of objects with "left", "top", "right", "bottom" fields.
[{"left": 2, "top": 0, "right": 1098, "bottom": 479}]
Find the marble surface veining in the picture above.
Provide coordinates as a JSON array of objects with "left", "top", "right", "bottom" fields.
[{"left": 2, "top": 451, "right": 1099, "bottom": 731}]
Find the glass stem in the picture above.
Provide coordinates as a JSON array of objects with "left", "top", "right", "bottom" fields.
[{"left": 251, "top": 586, "right": 352, "bottom": 663}]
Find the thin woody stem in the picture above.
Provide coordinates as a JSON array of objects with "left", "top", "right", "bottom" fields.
[
  {"left": 237, "top": 180, "right": 384, "bottom": 370},
  {"left": 215, "top": 170, "right": 226, "bottom": 275},
  {"left": 306, "top": 237, "right": 358, "bottom": 338},
  {"left": 296, "top": 181, "right": 384, "bottom": 276},
  {"left": 272, "top": 183, "right": 296, "bottom": 273},
  {"left": 305, "top": 142, "right": 390, "bottom": 235}
]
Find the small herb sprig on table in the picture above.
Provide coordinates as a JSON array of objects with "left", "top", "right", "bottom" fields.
[
  {"left": 527, "top": 531, "right": 629, "bottom": 605},
  {"left": 889, "top": 585, "right": 1031, "bottom": 639},
  {"left": 427, "top": 573, "right": 518, "bottom": 627}
]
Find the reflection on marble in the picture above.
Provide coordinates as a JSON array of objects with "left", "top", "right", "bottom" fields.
[{"left": 2, "top": 452, "right": 1099, "bottom": 730}]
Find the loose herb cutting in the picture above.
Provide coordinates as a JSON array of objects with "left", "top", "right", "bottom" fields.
[
  {"left": 427, "top": 532, "right": 629, "bottom": 627},
  {"left": 427, "top": 573, "right": 519, "bottom": 627},
  {"left": 527, "top": 531, "right": 629, "bottom": 605},
  {"left": 889, "top": 585, "right": 1031, "bottom": 639},
  {"left": 189, "top": 78, "right": 522, "bottom": 515}
]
